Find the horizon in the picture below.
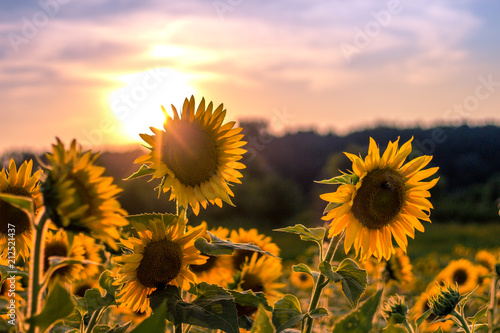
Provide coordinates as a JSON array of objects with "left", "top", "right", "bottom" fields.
[{"left": 1, "top": 1, "right": 500, "bottom": 155}]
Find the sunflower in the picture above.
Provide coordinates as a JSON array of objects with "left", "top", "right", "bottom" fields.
[
  {"left": 475, "top": 249, "right": 497, "bottom": 272},
  {"left": 71, "top": 278, "right": 99, "bottom": 297},
  {"left": 0, "top": 159, "right": 43, "bottom": 260},
  {"left": 74, "top": 233, "right": 103, "bottom": 279},
  {"left": 412, "top": 287, "right": 454, "bottom": 332},
  {"left": 188, "top": 222, "right": 234, "bottom": 286},
  {"left": 290, "top": 270, "right": 314, "bottom": 291},
  {"left": 320, "top": 137, "right": 439, "bottom": 260},
  {"left": 43, "top": 229, "right": 85, "bottom": 286},
  {"left": 223, "top": 228, "right": 281, "bottom": 271},
  {"left": 434, "top": 259, "right": 479, "bottom": 294},
  {"left": 42, "top": 138, "right": 128, "bottom": 249},
  {"left": 384, "top": 248, "right": 414, "bottom": 287},
  {"left": 114, "top": 218, "right": 207, "bottom": 312},
  {"left": 134, "top": 96, "right": 246, "bottom": 215},
  {"left": 233, "top": 252, "right": 285, "bottom": 316}
]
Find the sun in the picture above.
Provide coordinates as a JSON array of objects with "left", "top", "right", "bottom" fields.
[{"left": 109, "top": 69, "right": 196, "bottom": 141}]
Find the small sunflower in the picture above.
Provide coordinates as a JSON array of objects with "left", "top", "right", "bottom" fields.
[
  {"left": 43, "top": 229, "right": 85, "bottom": 286},
  {"left": 134, "top": 96, "right": 246, "bottom": 215},
  {"left": 475, "top": 249, "right": 497, "bottom": 272},
  {"left": 0, "top": 159, "right": 43, "bottom": 260},
  {"left": 412, "top": 287, "right": 454, "bottom": 332},
  {"left": 188, "top": 222, "right": 233, "bottom": 286},
  {"left": 384, "top": 248, "right": 414, "bottom": 287},
  {"left": 71, "top": 278, "right": 99, "bottom": 297},
  {"left": 114, "top": 218, "right": 207, "bottom": 312},
  {"left": 290, "top": 270, "right": 314, "bottom": 291},
  {"left": 320, "top": 137, "right": 439, "bottom": 260},
  {"left": 74, "top": 233, "right": 103, "bottom": 279},
  {"left": 42, "top": 138, "right": 128, "bottom": 249},
  {"left": 434, "top": 259, "right": 479, "bottom": 294},
  {"left": 224, "top": 228, "right": 281, "bottom": 271},
  {"left": 234, "top": 252, "right": 285, "bottom": 315}
]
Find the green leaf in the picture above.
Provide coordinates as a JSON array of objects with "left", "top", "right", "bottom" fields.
[
  {"left": 468, "top": 306, "right": 488, "bottom": 325},
  {"left": 319, "top": 261, "right": 342, "bottom": 283},
  {"left": 92, "top": 325, "right": 112, "bottom": 333},
  {"left": 273, "top": 224, "right": 325, "bottom": 244},
  {"left": 0, "top": 192, "right": 33, "bottom": 215},
  {"left": 251, "top": 304, "right": 274, "bottom": 333},
  {"left": 124, "top": 164, "right": 155, "bottom": 180},
  {"left": 315, "top": 173, "right": 359, "bottom": 185},
  {"left": 99, "top": 270, "right": 117, "bottom": 296},
  {"left": 130, "top": 300, "right": 167, "bottom": 333},
  {"left": 150, "top": 284, "right": 239, "bottom": 333},
  {"left": 335, "top": 258, "right": 368, "bottom": 307},
  {"left": 331, "top": 289, "right": 383, "bottom": 333},
  {"left": 84, "top": 287, "right": 115, "bottom": 316},
  {"left": 107, "top": 322, "right": 132, "bottom": 333},
  {"left": 308, "top": 308, "right": 328, "bottom": 319},
  {"left": 323, "top": 202, "right": 344, "bottom": 214},
  {"left": 195, "top": 232, "right": 279, "bottom": 258},
  {"left": 229, "top": 289, "right": 272, "bottom": 311},
  {"left": 383, "top": 324, "right": 408, "bottom": 333},
  {"left": 27, "top": 283, "right": 75, "bottom": 333},
  {"left": 432, "top": 328, "right": 444, "bottom": 333},
  {"left": 0, "top": 265, "right": 28, "bottom": 284},
  {"left": 271, "top": 294, "right": 305, "bottom": 332},
  {"left": 292, "top": 264, "right": 316, "bottom": 279},
  {"left": 415, "top": 309, "right": 431, "bottom": 329}
]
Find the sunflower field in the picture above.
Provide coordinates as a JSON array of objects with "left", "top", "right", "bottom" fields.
[{"left": 1, "top": 96, "right": 499, "bottom": 333}]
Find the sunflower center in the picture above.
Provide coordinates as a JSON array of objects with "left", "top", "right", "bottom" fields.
[
  {"left": 233, "top": 250, "right": 261, "bottom": 270},
  {"left": 44, "top": 242, "right": 70, "bottom": 276},
  {"left": 452, "top": 268, "right": 468, "bottom": 285},
  {"left": 351, "top": 169, "right": 406, "bottom": 229},
  {"left": 299, "top": 273, "right": 309, "bottom": 282},
  {"left": 189, "top": 255, "right": 217, "bottom": 273},
  {"left": 240, "top": 273, "right": 264, "bottom": 293},
  {"left": 161, "top": 120, "right": 218, "bottom": 187},
  {"left": 0, "top": 187, "right": 32, "bottom": 235},
  {"left": 136, "top": 239, "right": 183, "bottom": 288},
  {"left": 74, "top": 283, "right": 92, "bottom": 297}
]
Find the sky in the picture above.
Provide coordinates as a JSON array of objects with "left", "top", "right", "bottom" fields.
[{"left": 1, "top": 0, "right": 500, "bottom": 155}]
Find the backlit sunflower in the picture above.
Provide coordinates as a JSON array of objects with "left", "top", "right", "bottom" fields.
[
  {"left": 290, "top": 270, "right": 314, "bottom": 291},
  {"left": 134, "top": 96, "right": 246, "bottom": 215},
  {"left": 384, "top": 248, "right": 414, "bottom": 287},
  {"left": 224, "top": 228, "right": 281, "bottom": 271},
  {"left": 412, "top": 287, "right": 454, "bottom": 332},
  {"left": 43, "top": 229, "right": 85, "bottom": 286},
  {"left": 434, "top": 259, "right": 479, "bottom": 294},
  {"left": 114, "top": 218, "right": 207, "bottom": 312},
  {"left": 74, "top": 233, "right": 103, "bottom": 279},
  {"left": 320, "top": 137, "right": 439, "bottom": 260},
  {"left": 71, "top": 278, "right": 99, "bottom": 297},
  {"left": 475, "top": 249, "right": 497, "bottom": 272},
  {"left": 42, "top": 138, "right": 128, "bottom": 249},
  {"left": 188, "top": 222, "right": 233, "bottom": 286},
  {"left": 234, "top": 252, "right": 285, "bottom": 316},
  {"left": 0, "top": 159, "right": 43, "bottom": 260}
]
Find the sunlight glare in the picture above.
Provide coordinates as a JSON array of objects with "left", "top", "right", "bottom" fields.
[{"left": 109, "top": 69, "right": 196, "bottom": 141}]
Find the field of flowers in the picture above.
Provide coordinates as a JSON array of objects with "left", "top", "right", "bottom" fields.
[{"left": 1, "top": 96, "right": 499, "bottom": 333}]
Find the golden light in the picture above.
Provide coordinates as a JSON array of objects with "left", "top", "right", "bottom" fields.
[{"left": 109, "top": 69, "right": 195, "bottom": 141}]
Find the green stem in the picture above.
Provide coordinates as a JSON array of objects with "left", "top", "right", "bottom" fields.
[
  {"left": 488, "top": 275, "right": 498, "bottom": 333},
  {"left": 85, "top": 306, "right": 106, "bottom": 333},
  {"left": 452, "top": 309, "right": 472, "bottom": 333},
  {"left": 302, "top": 231, "right": 345, "bottom": 333},
  {"left": 403, "top": 320, "right": 415, "bottom": 333},
  {"left": 27, "top": 211, "right": 49, "bottom": 333}
]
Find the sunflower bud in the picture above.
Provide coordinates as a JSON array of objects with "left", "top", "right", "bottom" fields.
[
  {"left": 382, "top": 295, "right": 408, "bottom": 325},
  {"left": 428, "top": 283, "right": 461, "bottom": 317}
]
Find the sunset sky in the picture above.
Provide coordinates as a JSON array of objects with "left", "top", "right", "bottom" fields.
[{"left": 1, "top": 0, "right": 499, "bottom": 155}]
